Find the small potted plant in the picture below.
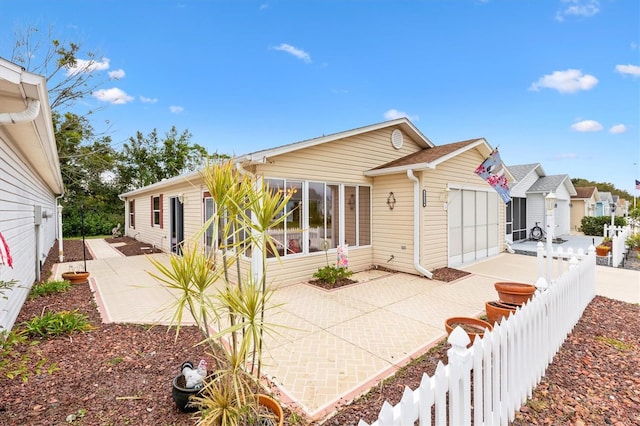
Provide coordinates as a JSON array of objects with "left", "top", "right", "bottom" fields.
[{"left": 596, "top": 237, "right": 612, "bottom": 257}]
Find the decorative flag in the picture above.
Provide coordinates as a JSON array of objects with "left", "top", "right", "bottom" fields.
[
  {"left": 475, "top": 149, "right": 511, "bottom": 204},
  {"left": 636, "top": 179, "right": 640, "bottom": 190},
  {"left": 0, "top": 231, "right": 13, "bottom": 268}
]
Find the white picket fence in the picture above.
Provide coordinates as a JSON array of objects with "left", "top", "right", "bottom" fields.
[
  {"left": 603, "top": 225, "right": 631, "bottom": 267},
  {"left": 359, "top": 248, "right": 596, "bottom": 426}
]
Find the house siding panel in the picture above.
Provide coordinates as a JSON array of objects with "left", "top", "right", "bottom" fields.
[{"left": 0, "top": 135, "right": 59, "bottom": 331}]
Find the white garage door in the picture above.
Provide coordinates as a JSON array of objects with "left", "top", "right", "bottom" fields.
[{"left": 448, "top": 189, "right": 499, "bottom": 266}]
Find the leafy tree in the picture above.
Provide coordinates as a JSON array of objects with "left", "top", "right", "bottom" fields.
[
  {"left": 117, "top": 126, "right": 208, "bottom": 191},
  {"left": 571, "top": 178, "right": 632, "bottom": 201},
  {"left": 53, "top": 111, "right": 121, "bottom": 236}
]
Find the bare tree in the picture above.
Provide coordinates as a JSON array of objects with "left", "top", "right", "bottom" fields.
[{"left": 9, "top": 25, "right": 109, "bottom": 110}]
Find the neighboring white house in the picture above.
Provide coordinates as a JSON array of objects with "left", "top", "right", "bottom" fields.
[
  {"left": 505, "top": 163, "right": 576, "bottom": 242},
  {"left": 0, "top": 58, "right": 64, "bottom": 331}
]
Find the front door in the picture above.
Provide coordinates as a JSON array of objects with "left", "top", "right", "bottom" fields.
[{"left": 170, "top": 197, "right": 184, "bottom": 254}]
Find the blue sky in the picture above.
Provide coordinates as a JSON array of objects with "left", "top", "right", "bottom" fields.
[{"left": 2, "top": 0, "right": 639, "bottom": 194}]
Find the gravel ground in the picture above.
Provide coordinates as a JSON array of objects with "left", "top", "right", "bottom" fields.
[{"left": 1, "top": 239, "right": 638, "bottom": 425}]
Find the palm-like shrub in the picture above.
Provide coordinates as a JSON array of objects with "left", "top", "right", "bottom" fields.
[{"left": 149, "top": 159, "right": 292, "bottom": 425}]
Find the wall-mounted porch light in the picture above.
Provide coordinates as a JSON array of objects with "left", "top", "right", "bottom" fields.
[{"left": 386, "top": 192, "right": 396, "bottom": 210}]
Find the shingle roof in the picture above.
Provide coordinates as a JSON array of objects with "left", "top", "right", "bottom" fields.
[
  {"left": 370, "top": 139, "right": 480, "bottom": 171},
  {"left": 507, "top": 163, "right": 541, "bottom": 182},
  {"left": 527, "top": 175, "right": 569, "bottom": 193},
  {"left": 573, "top": 186, "right": 597, "bottom": 199}
]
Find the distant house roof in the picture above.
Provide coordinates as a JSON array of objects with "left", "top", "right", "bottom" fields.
[
  {"left": 507, "top": 163, "right": 545, "bottom": 183},
  {"left": 239, "top": 118, "right": 434, "bottom": 165},
  {"left": 598, "top": 191, "right": 613, "bottom": 202},
  {"left": 572, "top": 186, "right": 597, "bottom": 199},
  {"left": 527, "top": 174, "right": 577, "bottom": 196},
  {"left": 365, "top": 138, "right": 500, "bottom": 176}
]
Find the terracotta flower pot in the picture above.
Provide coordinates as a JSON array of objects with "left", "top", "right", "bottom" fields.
[
  {"left": 485, "top": 300, "right": 518, "bottom": 325},
  {"left": 258, "top": 394, "right": 284, "bottom": 426},
  {"left": 494, "top": 282, "right": 536, "bottom": 305},
  {"left": 61, "top": 271, "right": 90, "bottom": 285},
  {"left": 445, "top": 316, "right": 493, "bottom": 347},
  {"left": 595, "top": 245, "right": 610, "bottom": 257}
]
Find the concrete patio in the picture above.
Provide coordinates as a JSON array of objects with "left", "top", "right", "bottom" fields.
[{"left": 52, "top": 237, "right": 639, "bottom": 420}]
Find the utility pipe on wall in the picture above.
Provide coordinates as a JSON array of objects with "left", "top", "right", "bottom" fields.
[{"left": 407, "top": 169, "right": 433, "bottom": 279}]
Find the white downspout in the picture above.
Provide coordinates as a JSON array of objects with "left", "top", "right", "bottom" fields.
[
  {"left": 407, "top": 169, "right": 433, "bottom": 279},
  {"left": 0, "top": 99, "right": 40, "bottom": 124},
  {"left": 56, "top": 198, "right": 64, "bottom": 262}
]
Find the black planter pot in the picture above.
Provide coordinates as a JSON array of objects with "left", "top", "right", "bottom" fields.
[{"left": 172, "top": 374, "right": 202, "bottom": 413}]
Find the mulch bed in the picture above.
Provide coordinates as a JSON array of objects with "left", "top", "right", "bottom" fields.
[
  {"left": 2, "top": 239, "right": 638, "bottom": 425},
  {"left": 104, "top": 236, "right": 162, "bottom": 256}
]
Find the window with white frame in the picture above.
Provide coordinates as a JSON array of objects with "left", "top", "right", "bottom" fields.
[
  {"left": 129, "top": 200, "right": 135, "bottom": 228},
  {"left": 152, "top": 195, "right": 161, "bottom": 226},
  {"left": 265, "top": 179, "right": 371, "bottom": 258}
]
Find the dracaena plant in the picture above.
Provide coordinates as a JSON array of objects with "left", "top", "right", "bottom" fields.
[{"left": 149, "top": 158, "right": 292, "bottom": 425}]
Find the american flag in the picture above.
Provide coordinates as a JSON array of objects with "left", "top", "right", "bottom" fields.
[{"left": 636, "top": 179, "right": 640, "bottom": 190}]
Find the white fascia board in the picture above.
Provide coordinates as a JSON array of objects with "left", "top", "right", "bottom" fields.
[
  {"left": 119, "top": 169, "right": 202, "bottom": 198},
  {"left": 364, "top": 162, "right": 435, "bottom": 177},
  {"left": 237, "top": 118, "right": 434, "bottom": 164}
]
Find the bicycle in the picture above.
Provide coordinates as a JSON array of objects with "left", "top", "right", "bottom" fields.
[{"left": 529, "top": 222, "right": 545, "bottom": 241}]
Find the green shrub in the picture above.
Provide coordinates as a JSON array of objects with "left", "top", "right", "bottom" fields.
[
  {"left": 580, "top": 216, "right": 626, "bottom": 236},
  {"left": 22, "top": 310, "right": 93, "bottom": 338},
  {"left": 0, "top": 330, "right": 59, "bottom": 381},
  {"left": 29, "top": 280, "right": 71, "bottom": 299},
  {"left": 626, "top": 233, "right": 640, "bottom": 250},
  {"left": 312, "top": 265, "right": 353, "bottom": 285}
]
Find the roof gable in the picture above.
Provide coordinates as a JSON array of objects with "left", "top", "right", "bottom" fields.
[
  {"left": 572, "top": 186, "right": 597, "bottom": 199},
  {"left": 527, "top": 174, "right": 577, "bottom": 196},
  {"left": 507, "top": 163, "right": 545, "bottom": 183},
  {"left": 238, "top": 118, "right": 434, "bottom": 164}
]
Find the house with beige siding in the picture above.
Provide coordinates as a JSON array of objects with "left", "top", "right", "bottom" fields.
[
  {"left": 570, "top": 186, "right": 599, "bottom": 233},
  {"left": 0, "top": 58, "right": 64, "bottom": 331},
  {"left": 120, "top": 118, "right": 511, "bottom": 285}
]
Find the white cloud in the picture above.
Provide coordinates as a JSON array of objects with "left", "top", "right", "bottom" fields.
[
  {"left": 272, "top": 43, "right": 311, "bottom": 63},
  {"left": 571, "top": 119, "right": 602, "bottom": 132},
  {"left": 555, "top": 0, "right": 600, "bottom": 22},
  {"left": 65, "top": 57, "right": 110, "bottom": 76},
  {"left": 170, "top": 105, "right": 184, "bottom": 114},
  {"left": 92, "top": 87, "right": 133, "bottom": 104},
  {"left": 529, "top": 69, "right": 598, "bottom": 93},
  {"left": 609, "top": 124, "right": 627, "bottom": 134},
  {"left": 615, "top": 64, "right": 640, "bottom": 77},
  {"left": 108, "top": 69, "right": 125, "bottom": 79},
  {"left": 140, "top": 96, "right": 158, "bottom": 104},
  {"left": 384, "top": 109, "right": 419, "bottom": 121}
]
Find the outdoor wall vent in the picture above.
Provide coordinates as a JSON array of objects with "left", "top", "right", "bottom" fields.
[{"left": 391, "top": 129, "right": 403, "bottom": 150}]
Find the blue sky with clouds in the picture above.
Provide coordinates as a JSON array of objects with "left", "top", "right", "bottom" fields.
[{"left": 2, "top": 0, "right": 639, "bottom": 193}]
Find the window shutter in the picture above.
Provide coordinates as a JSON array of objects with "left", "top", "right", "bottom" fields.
[
  {"left": 150, "top": 195, "right": 153, "bottom": 225},
  {"left": 159, "top": 194, "right": 164, "bottom": 229},
  {"left": 131, "top": 199, "right": 135, "bottom": 229}
]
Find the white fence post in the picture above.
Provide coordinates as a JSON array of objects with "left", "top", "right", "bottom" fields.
[
  {"left": 359, "top": 247, "right": 597, "bottom": 426},
  {"left": 536, "top": 242, "right": 545, "bottom": 280}
]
